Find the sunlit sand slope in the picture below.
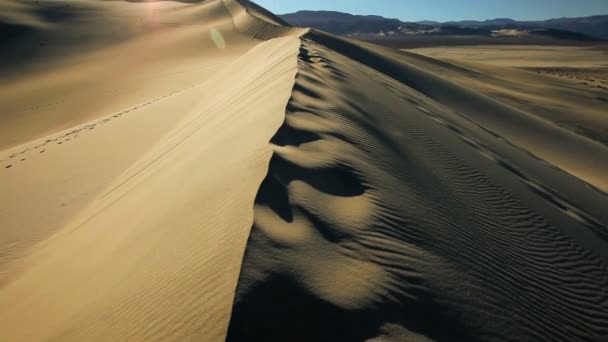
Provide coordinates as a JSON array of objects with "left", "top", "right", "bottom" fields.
[
  {"left": 0, "top": 0, "right": 301, "bottom": 341},
  {"left": 0, "top": 0, "right": 254, "bottom": 149},
  {"left": 228, "top": 33, "right": 608, "bottom": 341},
  {"left": 0, "top": 35, "right": 300, "bottom": 342}
]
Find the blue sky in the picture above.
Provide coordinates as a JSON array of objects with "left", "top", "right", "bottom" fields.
[{"left": 254, "top": 0, "right": 608, "bottom": 22}]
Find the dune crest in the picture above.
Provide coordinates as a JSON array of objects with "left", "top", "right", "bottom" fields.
[{"left": 228, "top": 31, "right": 608, "bottom": 342}]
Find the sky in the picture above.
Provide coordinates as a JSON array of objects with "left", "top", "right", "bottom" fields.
[{"left": 254, "top": 0, "right": 608, "bottom": 22}]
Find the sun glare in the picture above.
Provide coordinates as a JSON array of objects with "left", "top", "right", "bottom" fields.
[{"left": 211, "top": 28, "right": 226, "bottom": 49}]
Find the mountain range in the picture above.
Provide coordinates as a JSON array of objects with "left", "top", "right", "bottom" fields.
[{"left": 280, "top": 11, "right": 608, "bottom": 40}]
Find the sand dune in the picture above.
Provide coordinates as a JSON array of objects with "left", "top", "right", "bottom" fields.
[
  {"left": 405, "top": 45, "right": 608, "bottom": 146},
  {"left": 227, "top": 26, "right": 608, "bottom": 342},
  {"left": 304, "top": 33, "right": 608, "bottom": 192},
  {"left": 1, "top": 1, "right": 607, "bottom": 341},
  {"left": 1, "top": 0, "right": 302, "bottom": 340}
]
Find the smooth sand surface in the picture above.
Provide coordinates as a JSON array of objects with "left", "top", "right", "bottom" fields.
[
  {"left": 407, "top": 45, "right": 608, "bottom": 68},
  {"left": 1, "top": 0, "right": 302, "bottom": 340},
  {"left": 1, "top": 1, "right": 608, "bottom": 341}
]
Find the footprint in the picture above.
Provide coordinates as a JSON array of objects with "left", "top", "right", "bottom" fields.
[{"left": 5, "top": 165, "right": 12, "bottom": 169}]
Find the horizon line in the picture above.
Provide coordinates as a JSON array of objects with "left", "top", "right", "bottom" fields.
[{"left": 277, "top": 9, "right": 608, "bottom": 23}]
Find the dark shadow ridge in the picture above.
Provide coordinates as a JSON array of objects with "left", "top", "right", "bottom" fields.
[
  {"left": 31, "top": 3, "right": 78, "bottom": 23},
  {"left": 270, "top": 121, "right": 321, "bottom": 147},
  {"left": 269, "top": 152, "right": 367, "bottom": 197},
  {"left": 226, "top": 273, "right": 478, "bottom": 341},
  {"left": 292, "top": 83, "right": 323, "bottom": 99},
  {"left": 226, "top": 274, "right": 380, "bottom": 342},
  {"left": 254, "top": 171, "right": 293, "bottom": 222},
  {"left": 0, "top": 22, "right": 33, "bottom": 44}
]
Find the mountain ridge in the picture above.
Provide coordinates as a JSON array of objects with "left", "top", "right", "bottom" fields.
[{"left": 280, "top": 10, "right": 608, "bottom": 40}]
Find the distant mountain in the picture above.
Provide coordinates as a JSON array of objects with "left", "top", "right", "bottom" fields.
[
  {"left": 527, "top": 15, "right": 608, "bottom": 40},
  {"left": 280, "top": 11, "right": 608, "bottom": 40},
  {"left": 416, "top": 20, "right": 439, "bottom": 26},
  {"left": 442, "top": 18, "right": 515, "bottom": 26},
  {"left": 279, "top": 10, "right": 405, "bottom": 35}
]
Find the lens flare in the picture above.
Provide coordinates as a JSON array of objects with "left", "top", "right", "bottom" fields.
[{"left": 210, "top": 28, "right": 226, "bottom": 49}]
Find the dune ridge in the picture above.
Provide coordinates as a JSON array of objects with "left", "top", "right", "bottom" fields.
[
  {"left": 228, "top": 30, "right": 608, "bottom": 341},
  {"left": 222, "top": 0, "right": 306, "bottom": 39}
]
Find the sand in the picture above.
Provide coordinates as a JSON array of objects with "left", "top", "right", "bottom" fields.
[
  {"left": 405, "top": 45, "right": 608, "bottom": 146},
  {"left": 407, "top": 45, "right": 608, "bottom": 68},
  {"left": 1, "top": 1, "right": 607, "bottom": 341},
  {"left": 0, "top": 0, "right": 302, "bottom": 340},
  {"left": 228, "top": 26, "right": 608, "bottom": 342}
]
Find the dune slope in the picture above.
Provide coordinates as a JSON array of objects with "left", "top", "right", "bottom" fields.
[
  {"left": 307, "top": 32, "right": 608, "bottom": 192},
  {"left": 0, "top": 0, "right": 255, "bottom": 149},
  {"left": 228, "top": 33, "right": 608, "bottom": 341},
  {"left": 0, "top": 0, "right": 302, "bottom": 341}
]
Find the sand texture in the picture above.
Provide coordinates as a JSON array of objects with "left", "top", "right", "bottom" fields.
[
  {"left": 405, "top": 45, "right": 608, "bottom": 146},
  {"left": 227, "top": 30, "right": 608, "bottom": 342},
  {"left": 1, "top": 1, "right": 607, "bottom": 341},
  {"left": 1, "top": 0, "right": 302, "bottom": 340}
]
